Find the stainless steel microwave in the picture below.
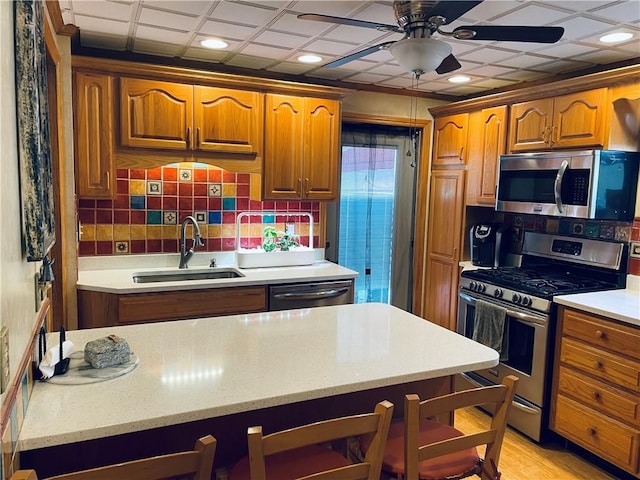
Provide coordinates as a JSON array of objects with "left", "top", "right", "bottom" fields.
[{"left": 496, "top": 150, "right": 640, "bottom": 221}]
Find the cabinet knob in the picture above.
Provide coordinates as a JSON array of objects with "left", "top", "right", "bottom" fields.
[
  {"left": 593, "top": 360, "right": 603, "bottom": 369},
  {"left": 595, "top": 330, "right": 605, "bottom": 339},
  {"left": 587, "top": 427, "right": 597, "bottom": 436},
  {"left": 592, "top": 391, "right": 601, "bottom": 401}
]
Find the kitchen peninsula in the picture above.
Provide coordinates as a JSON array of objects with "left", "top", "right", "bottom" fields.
[{"left": 18, "top": 303, "right": 498, "bottom": 476}]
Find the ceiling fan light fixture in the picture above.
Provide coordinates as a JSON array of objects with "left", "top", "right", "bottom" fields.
[{"left": 389, "top": 37, "right": 452, "bottom": 75}]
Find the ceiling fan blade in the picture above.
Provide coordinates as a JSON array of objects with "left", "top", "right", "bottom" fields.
[
  {"left": 428, "top": 1, "right": 484, "bottom": 24},
  {"left": 297, "top": 13, "right": 401, "bottom": 33},
  {"left": 435, "top": 54, "right": 462, "bottom": 74},
  {"left": 456, "top": 25, "right": 565, "bottom": 43},
  {"left": 323, "top": 42, "right": 396, "bottom": 68}
]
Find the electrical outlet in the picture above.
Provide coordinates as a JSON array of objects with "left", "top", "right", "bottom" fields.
[
  {"left": 631, "top": 242, "right": 640, "bottom": 259},
  {"left": 0, "top": 326, "right": 9, "bottom": 393}
]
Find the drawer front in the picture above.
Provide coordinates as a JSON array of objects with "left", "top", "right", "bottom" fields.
[
  {"left": 554, "top": 394, "right": 640, "bottom": 474},
  {"left": 558, "top": 366, "right": 640, "bottom": 427},
  {"left": 561, "top": 337, "right": 640, "bottom": 392},
  {"left": 563, "top": 308, "right": 640, "bottom": 360}
]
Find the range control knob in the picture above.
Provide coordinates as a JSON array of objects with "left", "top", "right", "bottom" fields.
[
  {"left": 512, "top": 293, "right": 522, "bottom": 304},
  {"left": 470, "top": 281, "right": 477, "bottom": 291},
  {"left": 494, "top": 288, "right": 503, "bottom": 298},
  {"left": 521, "top": 296, "right": 532, "bottom": 307},
  {"left": 478, "top": 283, "right": 486, "bottom": 293}
]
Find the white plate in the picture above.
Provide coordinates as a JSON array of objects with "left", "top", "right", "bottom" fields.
[{"left": 44, "top": 351, "right": 139, "bottom": 385}]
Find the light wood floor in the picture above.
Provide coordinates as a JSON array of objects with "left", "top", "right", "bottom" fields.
[{"left": 455, "top": 407, "right": 625, "bottom": 480}]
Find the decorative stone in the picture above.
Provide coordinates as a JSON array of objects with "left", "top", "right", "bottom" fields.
[{"left": 84, "top": 335, "right": 131, "bottom": 369}]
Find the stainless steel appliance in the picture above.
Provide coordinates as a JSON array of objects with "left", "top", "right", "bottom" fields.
[
  {"left": 457, "top": 231, "right": 627, "bottom": 442},
  {"left": 470, "top": 223, "right": 509, "bottom": 267},
  {"left": 496, "top": 150, "right": 639, "bottom": 220},
  {"left": 269, "top": 280, "right": 354, "bottom": 311}
]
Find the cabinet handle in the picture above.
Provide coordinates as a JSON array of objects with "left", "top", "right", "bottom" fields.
[
  {"left": 595, "top": 330, "right": 605, "bottom": 339},
  {"left": 104, "top": 171, "right": 110, "bottom": 189},
  {"left": 304, "top": 177, "right": 309, "bottom": 196},
  {"left": 550, "top": 125, "right": 557, "bottom": 146},
  {"left": 542, "top": 126, "right": 549, "bottom": 144},
  {"left": 196, "top": 127, "right": 200, "bottom": 148},
  {"left": 186, "top": 127, "right": 191, "bottom": 149},
  {"left": 587, "top": 427, "right": 597, "bottom": 436},
  {"left": 592, "top": 391, "right": 601, "bottom": 401},
  {"left": 297, "top": 178, "right": 302, "bottom": 195},
  {"left": 593, "top": 360, "right": 603, "bottom": 369},
  {"left": 459, "top": 146, "right": 464, "bottom": 160}
]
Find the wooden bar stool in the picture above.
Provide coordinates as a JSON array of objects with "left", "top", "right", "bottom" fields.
[
  {"left": 10, "top": 434, "right": 216, "bottom": 480},
  {"left": 228, "top": 400, "right": 394, "bottom": 480},
  {"left": 362, "top": 376, "right": 518, "bottom": 480}
]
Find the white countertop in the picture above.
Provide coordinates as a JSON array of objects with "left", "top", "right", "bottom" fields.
[
  {"left": 18, "top": 303, "right": 498, "bottom": 451},
  {"left": 554, "top": 282, "right": 640, "bottom": 327},
  {"left": 77, "top": 253, "right": 357, "bottom": 294}
]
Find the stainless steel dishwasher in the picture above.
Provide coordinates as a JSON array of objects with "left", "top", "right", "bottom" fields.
[{"left": 268, "top": 280, "right": 354, "bottom": 311}]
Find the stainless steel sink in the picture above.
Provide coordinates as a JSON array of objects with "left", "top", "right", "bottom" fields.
[{"left": 132, "top": 268, "right": 244, "bottom": 283}]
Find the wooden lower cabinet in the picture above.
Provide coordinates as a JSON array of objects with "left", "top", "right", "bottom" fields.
[
  {"left": 78, "top": 286, "right": 267, "bottom": 328},
  {"left": 551, "top": 306, "right": 640, "bottom": 476}
]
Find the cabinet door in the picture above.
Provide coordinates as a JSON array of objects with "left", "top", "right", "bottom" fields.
[
  {"left": 263, "top": 94, "right": 304, "bottom": 199},
  {"left": 74, "top": 71, "right": 115, "bottom": 198},
  {"left": 433, "top": 114, "right": 468, "bottom": 166},
  {"left": 466, "top": 106, "right": 507, "bottom": 206},
  {"left": 194, "top": 86, "right": 263, "bottom": 156},
  {"left": 508, "top": 98, "right": 553, "bottom": 152},
  {"left": 553, "top": 88, "right": 606, "bottom": 149},
  {"left": 303, "top": 98, "right": 340, "bottom": 200},
  {"left": 424, "top": 170, "right": 465, "bottom": 330},
  {"left": 120, "top": 78, "right": 193, "bottom": 150}
]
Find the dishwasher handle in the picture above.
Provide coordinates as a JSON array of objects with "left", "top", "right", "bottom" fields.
[{"left": 272, "top": 288, "right": 350, "bottom": 301}]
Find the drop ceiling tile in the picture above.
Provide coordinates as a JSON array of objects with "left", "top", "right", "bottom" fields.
[
  {"left": 266, "top": 61, "right": 320, "bottom": 75},
  {"left": 211, "top": 1, "right": 278, "bottom": 26},
  {"left": 253, "top": 30, "right": 310, "bottom": 47},
  {"left": 182, "top": 47, "right": 231, "bottom": 62},
  {"left": 533, "top": 41, "right": 601, "bottom": 57},
  {"left": 368, "top": 62, "right": 412, "bottom": 75},
  {"left": 241, "top": 1, "right": 289, "bottom": 8},
  {"left": 441, "top": 85, "right": 489, "bottom": 95},
  {"left": 572, "top": 47, "right": 640, "bottom": 63},
  {"left": 494, "top": 53, "right": 554, "bottom": 68},
  {"left": 455, "top": 1, "right": 522, "bottom": 23},
  {"left": 225, "top": 54, "right": 277, "bottom": 69},
  {"left": 589, "top": 1, "right": 640, "bottom": 23},
  {"left": 239, "top": 42, "right": 294, "bottom": 59},
  {"left": 553, "top": 15, "right": 617, "bottom": 39},
  {"left": 448, "top": 40, "right": 485, "bottom": 56},
  {"left": 342, "top": 71, "right": 395, "bottom": 84},
  {"left": 465, "top": 64, "right": 517, "bottom": 77},
  {"left": 288, "top": 1, "right": 363, "bottom": 18},
  {"left": 489, "top": 4, "right": 574, "bottom": 25},
  {"left": 577, "top": 26, "right": 640, "bottom": 47},
  {"left": 498, "top": 69, "right": 551, "bottom": 81},
  {"left": 471, "top": 78, "right": 520, "bottom": 88},
  {"left": 534, "top": 58, "right": 592, "bottom": 73},
  {"left": 69, "top": 0, "right": 133, "bottom": 21},
  {"left": 142, "top": 1, "right": 212, "bottom": 16},
  {"left": 73, "top": 15, "right": 130, "bottom": 36},
  {"left": 200, "top": 20, "right": 258, "bottom": 39},
  {"left": 134, "top": 25, "right": 190, "bottom": 44},
  {"left": 554, "top": 1, "right": 622, "bottom": 13},
  {"left": 133, "top": 38, "right": 183, "bottom": 57},
  {"left": 458, "top": 46, "right": 521, "bottom": 63},
  {"left": 322, "top": 24, "right": 394, "bottom": 44},
  {"left": 138, "top": 7, "right": 200, "bottom": 31},
  {"left": 270, "top": 13, "right": 331, "bottom": 36},
  {"left": 304, "top": 39, "right": 360, "bottom": 55}
]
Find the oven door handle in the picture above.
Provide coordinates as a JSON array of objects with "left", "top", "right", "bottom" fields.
[
  {"left": 554, "top": 159, "right": 569, "bottom": 214},
  {"left": 459, "top": 292, "right": 547, "bottom": 326}
]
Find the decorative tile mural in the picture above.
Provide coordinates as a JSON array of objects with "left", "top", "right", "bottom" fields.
[{"left": 77, "top": 164, "right": 321, "bottom": 256}]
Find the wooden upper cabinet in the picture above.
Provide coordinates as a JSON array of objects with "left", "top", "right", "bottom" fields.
[
  {"left": 466, "top": 106, "right": 507, "bottom": 206},
  {"left": 264, "top": 94, "right": 340, "bottom": 200},
  {"left": 433, "top": 113, "right": 469, "bottom": 167},
  {"left": 194, "top": 87, "right": 263, "bottom": 156},
  {"left": 74, "top": 71, "right": 116, "bottom": 199},
  {"left": 509, "top": 88, "right": 606, "bottom": 152},
  {"left": 120, "top": 78, "right": 193, "bottom": 150},
  {"left": 119, "top": 78, "right": 264, "bottom": 157}
]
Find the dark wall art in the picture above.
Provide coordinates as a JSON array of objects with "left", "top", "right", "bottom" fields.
[{"left": 14, "top": 0, "right": 56, "bottom": 261}]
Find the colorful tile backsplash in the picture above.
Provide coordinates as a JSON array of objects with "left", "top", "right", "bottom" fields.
[{"left": 77, "top": 164, "right": 321, "bottom": 256}]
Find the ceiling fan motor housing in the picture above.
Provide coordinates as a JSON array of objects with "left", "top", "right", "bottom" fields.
[{"left": 393, "top": 1, "right": 440, "bottom": 30}]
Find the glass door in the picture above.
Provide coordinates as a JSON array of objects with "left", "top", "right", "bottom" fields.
[{"left": 326, "top": 124, "right": 418, "bottom": 310}]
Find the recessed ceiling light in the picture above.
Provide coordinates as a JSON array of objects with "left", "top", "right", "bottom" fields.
[
  {"left": 298, "top": 54, "right": 323, "bottom": 64},
  {"left": 599, "top": 32, "right": 633, "bottom": 43},
  {"left": 200, "top": 38, "right": 228, "bottom": 49},
  {"left": 448, "top": 75, "right": 471, "bottom": 84}
]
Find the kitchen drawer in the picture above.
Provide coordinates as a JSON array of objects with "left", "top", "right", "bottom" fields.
[
  {"left": 560, "top": 337, "right": 640, "bottom": 392},
  {"left": 554, "top": 394, "right": 640, "bottom": 474},
  {"left": 557, "top": 365, "right": 640, "bottom": 427},
  {"left": 562, "top": 308, "right": 640, "bottom": 360}
]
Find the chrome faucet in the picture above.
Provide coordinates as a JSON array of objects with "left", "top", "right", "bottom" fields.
[{"left": 179, "top": 216, "right": 204, "bottom": 269}]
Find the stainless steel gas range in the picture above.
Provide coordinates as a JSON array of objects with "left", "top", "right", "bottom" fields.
[{"left": 457, "top": 231, "right": 628, "bottom": 442}]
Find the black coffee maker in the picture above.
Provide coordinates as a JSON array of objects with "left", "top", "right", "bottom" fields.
[{"left": 470, "top": 223, "right": 508, "bottom": 267}]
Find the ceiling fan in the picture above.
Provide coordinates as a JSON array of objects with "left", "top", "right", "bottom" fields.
[{"left": 298, "top": 1, "right": 564, "bottom": 77}]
